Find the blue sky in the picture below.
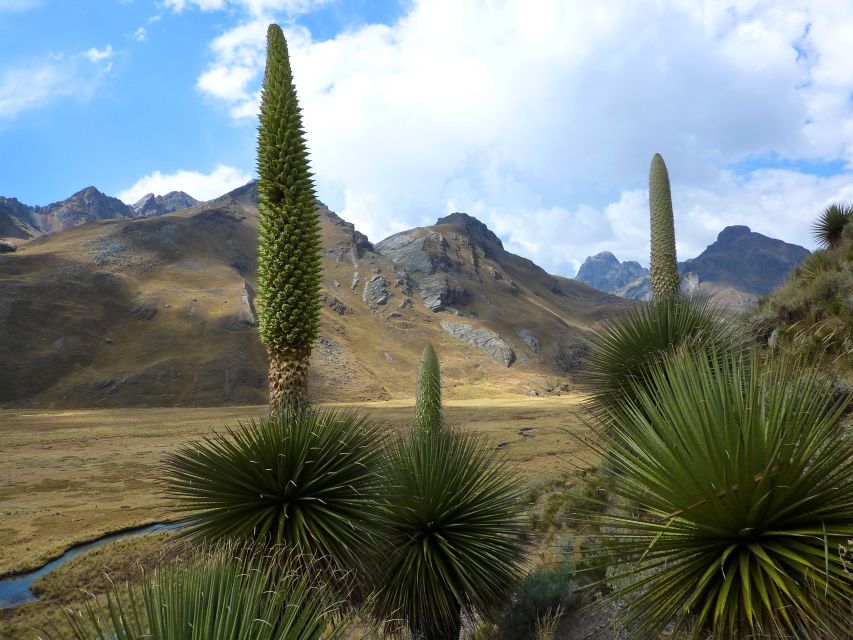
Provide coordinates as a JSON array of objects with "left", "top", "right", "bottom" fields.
[
  {"left": 0, "top": 1, "right": 405, "bottom": 205},
  {"left": 3, "top": 1, "right": 853, "bottom": 275}
]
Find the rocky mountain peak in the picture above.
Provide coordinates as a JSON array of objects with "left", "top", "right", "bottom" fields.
[
  {"left": 576, "top": 252, "right": 649, "bottom": 293},
  {"left": 435, "top": 211, "right": 503, "bottom": 249},
  {"left": 131, "top": 191, "right": 199, "bottom": 217},
  {"left": 717, "top": 225, "right": 752, "bottom": 243}
]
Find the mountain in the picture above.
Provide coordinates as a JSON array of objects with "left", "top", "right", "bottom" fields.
[
  {"left": 132, "top": 191, "right": 199, "bottom": 217},
  {"left": 575, "top": 252, "right": 648, "bottom": 293},
  {"left": 681, "top": 225, "right": 810, "bottom": 296},
  {"left": 575, "top": 226, "right": 810, "bottom": 307},
  {"left": 0, "top": 182, "right": 631, "bottom": 408},
  {"left": 0, "top": 197, "right": 41, "bottom": 239},
  {"left": 0, "top": 187, "right": 202, "bottom": 240}
]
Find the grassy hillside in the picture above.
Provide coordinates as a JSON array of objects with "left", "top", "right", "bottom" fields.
[
  {"left": 0, "top": 187, "right": 632, "bottom": 408},
  {"left": 750, "top": 223, "right": 853, "bottom": 369}
]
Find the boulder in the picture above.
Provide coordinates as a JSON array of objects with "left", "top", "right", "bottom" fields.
[
  {"left": 129, "top": 302, "right": 158, "bottom": 320},
  {"left": 440, "top": 321, "right": 515, "bottom": 367},
  {"left": 0, "top": 240, "right": 17, "bottom": 253}
]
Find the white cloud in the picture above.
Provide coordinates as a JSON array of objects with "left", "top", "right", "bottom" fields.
[
  {"left": 84, "top": 45, "right": 114, "bottom": 63},
  {"left": 132, "top": 27, "right": 148, "bottom": 42},
  {"left": 165, "top": 0, "right": 327, "bottom": 16},
  {"left": 0, "top": 45, "right": 114, "bottom": 120},
  {"left": 0, "top": 0, "right": 40, "bottom": 10},
  {"left": 184, "top": 0, "right": 853, "bottom": 274},
  {"left": 118, "top": 164, "right": 253, "bottom": 204}
]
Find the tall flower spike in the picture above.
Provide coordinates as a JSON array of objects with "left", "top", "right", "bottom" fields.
[
  {"left": 649, "top": 153, "right": 680, "bottom": 302},
  {"left": 256, "top": 23, "right": 322, "bottom": 410}
]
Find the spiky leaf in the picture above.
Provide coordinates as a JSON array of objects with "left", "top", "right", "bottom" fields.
[{"left": 46, "top": 543, "right": 346, "bottom": 640}]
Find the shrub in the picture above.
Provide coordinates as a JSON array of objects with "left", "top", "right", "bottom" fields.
[
  {"left": 588, "top": 346, "right": 853, "bottom": 639},
  {"left": 497, "top": 563, "right": 576, "bottom": 640},
  {"left": 797, "top": 250, "right": 836, "bottom": 283},
  {"left": 812, "top": 270, "right": 844, "bottom": 304}
]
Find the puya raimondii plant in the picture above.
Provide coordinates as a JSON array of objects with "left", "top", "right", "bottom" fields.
[
  {"left": 583, "top": 346, "right": 853, "bottom": 639},
  {"left": 257, "top": 23, "right": 322, "bottom": 410},
  {"left": 373, "top": 348, "right": 529, "bottom": 640},
  {"left": 649, "top": 152, "right": 680, "bottom": 302}
]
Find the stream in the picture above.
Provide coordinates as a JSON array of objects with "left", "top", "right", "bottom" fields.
[{"left": 0, "top": 523, "right": 178, "bottom": 609}]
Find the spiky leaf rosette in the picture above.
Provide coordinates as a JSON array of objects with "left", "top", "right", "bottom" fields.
[
  {"left": 584, "top": 296, "right": 743, "bottom": 421},
  {"left": 374, "top": 429, "right": 529, "bottom": 640},
  {"left": 649, "top": 153, "right": 680, "bottom": 301},
  {"left": 164, "top": 405, "right": 388, "bottom": 583},
  {"left": 583, "top": 347, "right": 853, "bottom": 639},
  {"left": 257, "top": 23, "right": 322, "bottom": 406},
  {"left": 812, "top": 202, "right": 853, "bottom": 249},
  {"left": 48, "top": 542, "right": 346, "bottom": 640},
  {"left": 415, "top": 343, "right": 443, "bottom": 434}
]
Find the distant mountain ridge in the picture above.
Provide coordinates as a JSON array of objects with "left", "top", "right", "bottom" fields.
[
  {"left": 0, "top": 187, "right": 200, "bottom": 239},
  {"left": 575, "top": 226, "right": 810, "bottom": 306},
  {"left": 132, "top": 191, "right": 199, "bottom": 217}
]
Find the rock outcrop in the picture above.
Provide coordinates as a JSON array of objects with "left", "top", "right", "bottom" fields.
[
  {"left": 519, "top": 329, "right": 540, "bottom": 353},
  {"left": 0, "top": 240, "right": 17, "bottom": 253},
  {"left": 419, "top": 273, "right": 466, "bottom": 311},
  {"left": 362, "top": 275, "right": 391, "bottom": 308},
  {"left": 441, "top": 321, "right": 515, "bottom": 367}
]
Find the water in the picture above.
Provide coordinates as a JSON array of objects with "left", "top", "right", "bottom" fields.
[{"left": 0, "top": 522, "right": 178, "bottom": 609}]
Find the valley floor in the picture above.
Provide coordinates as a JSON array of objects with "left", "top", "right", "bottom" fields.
[{"left": 0, "top": 395, "right": 593, "bottom": 578}]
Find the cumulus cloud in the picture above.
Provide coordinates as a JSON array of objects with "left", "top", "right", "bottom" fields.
[
  {"left": 132, "top": 27, "right": 148, "bottom": 42},
  {"left": 118, "top": 164, "right": 253, "bottom": 204},
  {"left": 84, "top": 45, "right": 114, "bottom": 63},
  {"left": 184, "top": 0, "right": 853, "bottom": 274}
]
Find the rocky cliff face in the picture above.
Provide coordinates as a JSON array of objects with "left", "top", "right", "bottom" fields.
[{"left": 575, "top": 226, "right": 810, "bottom": 307}]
